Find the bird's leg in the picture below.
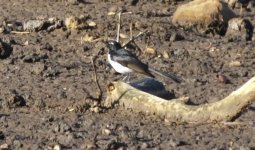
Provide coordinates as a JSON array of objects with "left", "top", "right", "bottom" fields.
[
  {"left": 240, "top": 6, "right": 244, "bottom": 17},
  {"left": 122, "top": 73, "right": 131, "bottom": 83},
  {"left": 122, "top": 75, "right": 127, "bottom": 81},
  {"left": 126, "top": 73, "right": 131, "bottom": 83}
]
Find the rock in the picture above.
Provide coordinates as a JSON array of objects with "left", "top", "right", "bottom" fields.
[
  {"left": 23, "top": 53, "right": 48, "bottom": 63},
  {"left": 23, "top": 18, "right": 62, "bottom": 32},
  {"left": 225, "top": 17, "right": 254, "bottom": 41},
  {"left": 145, "top": 47, "right": 156, "bottom": 55},
  {"left": 65, "top": 16, "right": 79, "bottom": 30},
  {"left": 162, "top": 50, "right": 170, "bottom": 59},
  {"left": 13, "top": 140, "right": 23, "bottom": 148},
  {"left": 239, "top": 146, "right": 252, "bottom": 150},
  {"left": 0, "top": 143, "right": 8, "bottom": 149},
  {"left": 46, "top": 17, "right": 63, "bottom": 32},
  {"left": 225, "top": 0, "right": 252, "bottom": 12},
  {"left": 169, "top": 139, "right": 185, "bottom": 147},
  {"left": 65, "top": 15, "right": 90, "bottom": 30},
  {"left": 117, "top": 146, "right": 128, "bottom": 150},
  {"left": 53, "top": 144, "right": 61, "bottom": 150},
  {"left": 41, "top": 43, "right": 53, "bottom": 51},
  {"left": 173, "top": 48, "right": 188, "bottom": 56},
  {"left": 8, "top": 95, "right": 26, "bottom": 108},
  {"left": 23, "top": 20, "right": 45, "bottom": 31},
  {"left": 80, "top": 140, "right": 97, "bottom": 150},
  {"left": 1, "top": 20, "right": 23, "bottom": 33},
  {"left": 225, "top": 0, "right": 238, "bottom": 8},
  {"left": 33, "top": 99, "right": 46, "bottom": 110},
  {"left": 217, "top": 74, "right": 230, "bottom": 84},
  {"left": 229, "top": 60, "right": 242, "bottom": 67},
  {"left": 87, "top": 21, "right": 97, "bottom": 27},
  {"left": 66, "top": 0, "right": 79, "bottom": 5},
  {"left": 31, "top": 62, "right": 45, "bottom": 75},
  {"left": 0, "top": 39, "right": 13, "bottom": 59},
  {"left": 57, "top": 134, "right": 74, "bottom": 145},
  {"left": 102, "top": 128, "right": 112, "bottom": 135},
  {"left": 90, "top": 106, "right": 100, "bottom": 113},
  {"left": 108, "top": 6, "right": 118, "bottom": 16},
  {"left": 169, "top": 32, "right": 184, "bottom": 43},
  {"left": 0, "top": 27, "right": 4, "bottom": 33},
  {"left": 0, "top": 131, "right": 5, "bottom": 140},
  {"left": 141, "top": 142, "right": 150, "bottom": 149},
  {"left": 172, "top": 0, "right": 236, "bottom": 35},
  {"left": 59, "top": 122, "right": 72, "bottom": 133}
]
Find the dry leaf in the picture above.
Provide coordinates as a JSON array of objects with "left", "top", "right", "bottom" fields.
[
  {"left": 23, "top": 41, "right": 29, "bottom": 46},
  {"left": 163, "top": 50, "right": 170, "bottom": 59},
  {"left": 108, "top": 11, "right": 116, "bottom": 16},
  {"left": 81, "top": 34, "right": 94, "bottom": 42},
  {"left": 145, "top": 47, "right": 156, "bottom": 55},
  {"left": 65, "top": 16, "right": 79, "bottom": 30},
  {"left": 120, "top": 33, "right": 129, "bottom": 39},
  {"left": 0, "top": 27, "right": 4, "bottom": 33},
  {"left": 88, "top": 21, "right": 96, "bottom": 27},
  {"left": 229, "top": 60, "right": 241, "bottom": 67}
]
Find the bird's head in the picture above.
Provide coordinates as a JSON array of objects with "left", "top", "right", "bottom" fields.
[{"left": 105, "top": 40, "right": 122, "bottom": 51}]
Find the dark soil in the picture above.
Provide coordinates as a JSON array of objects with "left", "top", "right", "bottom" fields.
[{"left": 0, "top": 0, "right": 255, "bottom": 149}]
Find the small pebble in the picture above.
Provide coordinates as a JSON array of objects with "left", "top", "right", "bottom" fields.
[
  {"left": 0, "top": 131, "right": 4, "bottom": 140},
  {"left": 170, "top": 32, "right": 177, "bottom": 43},
  {"left": 169, "top": 139, "right": 181, "bottom": 147},
  {"left": 145, "top": 47, "right": 156, "bottom": 55},
  {"left": 102, "top": 128, "right": 112, "bottom": 135},
  {"left": 90, "top": 106, "right": 100, "bottom": 113},
  {"left": 66, "top": 0, "right": 79, "bottom": 5},
  {"left": 141, "top": 142, "right": 149, "bottom": 149},
  {"left": 53, "top": 144, "right": 61, "bottom": 150},
  {"left": 162, "top": 50, "right": 170, "bottom": 59},
  {"left": 217, "top": 74, "right": 230, "bottom": 84},
  {"left": 13, "top": 140, "right": 23, "bottom": 148},
  {"left": 0, "top": 143, "right": 8, "bottom": 149},
  {"left": 229, "top": 60, "right": 241, "bottom": 67},
  {"left": 117, "top": 146, "right": 128, "bottom": 150}
]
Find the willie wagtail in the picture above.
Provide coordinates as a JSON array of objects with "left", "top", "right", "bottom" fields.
[{"left": 106, "top": 40, "right": 182, "bottom": 83}]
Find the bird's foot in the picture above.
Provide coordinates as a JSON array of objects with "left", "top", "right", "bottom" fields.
[{"left": 122, "top": 74, "right": 131, "bottom": 83}]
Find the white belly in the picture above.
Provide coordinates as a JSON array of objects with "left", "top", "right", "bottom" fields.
[{"left": 108, "top": 54, "right": 133, "bottom": 74}]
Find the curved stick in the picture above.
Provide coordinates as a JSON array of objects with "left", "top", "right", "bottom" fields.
[{"left": 104, "top": 76, "right": 255, "bottom": 123}]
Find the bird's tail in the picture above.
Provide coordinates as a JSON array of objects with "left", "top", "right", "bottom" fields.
[{"left": 149, "top": 67, "right": 183, "bottom": 83}]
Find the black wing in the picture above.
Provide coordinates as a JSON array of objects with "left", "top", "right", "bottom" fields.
[{"left": 110, "top": 49, "right": 154, "bottom": 77}]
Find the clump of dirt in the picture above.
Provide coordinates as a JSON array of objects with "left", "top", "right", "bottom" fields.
[{"left": 0, "top": 0, "right": 255, "bottom": 149}]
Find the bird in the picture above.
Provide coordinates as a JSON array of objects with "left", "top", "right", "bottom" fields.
[{"left": 105, "top": 40, "right": 182, "bottom": 83}]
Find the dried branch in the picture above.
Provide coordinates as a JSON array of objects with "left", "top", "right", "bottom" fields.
[
  {"left": 116, "top": 12, "right": 121, "bottom": 42},
  {"left": 122, "top": 30, "right": 148, "bottom": 47},
  {"left": 90, "top": 56, "right": 102, "bottom": 100},
  {"left": 104, "top": 76, "right": 255, "bottom": 124},
  {"left": 10, "top": 31, "right": 31, "bottom": 34}
]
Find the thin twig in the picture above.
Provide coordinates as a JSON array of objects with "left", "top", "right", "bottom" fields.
[
  {"left": 116, "top": 11, "right": 133, "bottom": 42},
  {"left": 122, "top": 12, "right": 132, "bottom": 15},
  {"left": 129, "top": 21, "right": 133, "bottom": 41},
  {"left": 204, "top": 42, "right": 212, "bottom": 50},
  {"left": 90, "top": 56, "right": 102, "bottom": 100},
  {"left": 116, "top": 12, "right": 121, "bottom": 42},
  {"left": 10, "top": 31, "right": 31, "bottom": 34},
  {"left": 122, "top": 30, "right": 149, "bottom": 47}
]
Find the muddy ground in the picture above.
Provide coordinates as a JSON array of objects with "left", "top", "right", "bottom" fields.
[{"left": 0, "top": 0, "right": 255, "bottom": 149}]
